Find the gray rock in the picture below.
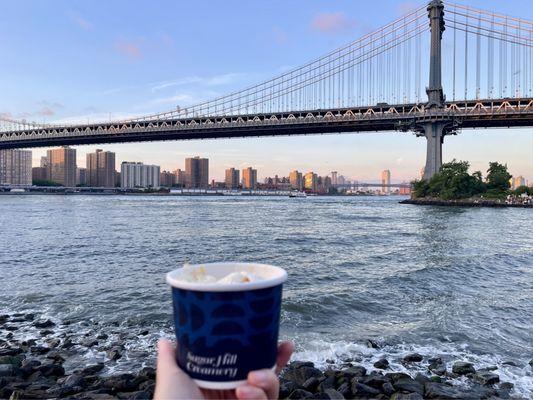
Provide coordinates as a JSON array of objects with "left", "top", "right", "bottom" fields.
[
  {"left": 279, "top": 379, "right": 301, "bottom": 398},
  {"left": 360, "top": 373, "right": 388, "bottom": 389},
  {"left": 351, "top": 382, "right": 380, "bottom": 397},
  {"left": 499, "top": 382, "right": 514, "bottom": 390},
  {"left": 33, "top": 320, "right": 55, "bottom": 329},
  {"left": 393, "top": 377, "right": 424, "bottom": 395},
  {"left": 0, "top": 356, "right": 24, "bottom": 367},
  {"left": 373, "top": 358, "right": 389, "bottom": 369},
  {"left": 336, "top": 382, "right": 351, "bottom": 398},
  {"left": 452, "top": 361, "right": 475, "bottom": 375},
  {"left": 501, "top": 360, "right": 518, "bottom": 367},
  {"left": 283, "top": 366, "right": 323, "bottom": 386},
  {"left": 428, "top": 357, "right": 447, "bottom": 376},
  {"left": 46, "top": 338, "right": 60, "bottom": 348},
  {"left": 0, "top": 365, "right": 14, "bottom": 377},
  {"left": 288, "top": 361, "right": 315, "bottom": 369},
  {"left": 473, "top": 371, "right": 499, "bottom": 386},
  {"left": 30, "top": 346, "right": 49, "bottom": 355},
  {"left": 529, "top": 359, "right": 533, "bottom": 367},
  {"left": 318, "top": 389, "right": 345, "bottom": 399},
  {"left": 82, "top": 338, "right": 99, "bottom": 348},
  {"left": 317, "top": 376, "right": 335, "bottom": 393},
  {"left": 62, "top": 373, "right": 85, "bottom": 388},
  {"left": 102, "top": 373, "right": 136, "bottom": 393},
  {"left": 340, "top": 365, "right": 366, "bottom": 378},
  {"left": 106, "top": 347, "right": 122, "bottom": 361},
  {"left": 302, "top": 377, "right": 320, "bottom": 392},
  {"left": 38, "top": 363, "right": 65, "bottom": 377},
  {"left": 382, "top": 381, "right": 395, "bottom": 395},
  {"left": 385, "top": 372, "right": 412, "bottom": 383},
  {"left": 366, "top": 339, "right": 380, "bottom": 349},
  {"left": 287, "top": 389, "right": 314, "bottom": 399},
  {"left": 403, "top": 353, "right": 423, "bottom": 363},
  {"left": 390, "top": 393, "right": 424, "bottom": 400},
  {"left": 424, "top": 382, "right": 467, "bottom": 399}
]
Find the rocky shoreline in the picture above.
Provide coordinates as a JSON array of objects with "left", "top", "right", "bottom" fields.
[
  {"left": 400, "top": 198, "right": 533, "bottom": 208},
  {"left": 1, "top": 313, "right": 531, "bottom": 399}
]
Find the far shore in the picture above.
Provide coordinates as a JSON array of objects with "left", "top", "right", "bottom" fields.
[{"left": 400, "top": 198, "right": 533, "bottom": 208}]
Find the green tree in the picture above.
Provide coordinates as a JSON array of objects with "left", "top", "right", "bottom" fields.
[
  {"left": 514, "top": 185, "right": 531, "bottom": 196},
  {"left": 32, "top": 179, "right": 62, "bottom": 187},
  {"left": 411, "top": 179, "right": 429, "bottom": 198},
  {"left": 486, "top": 162, "right": 511, "bottom": 193}
]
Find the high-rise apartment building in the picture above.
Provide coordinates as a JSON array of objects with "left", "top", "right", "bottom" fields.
[
  {"left": 185, "top": 157, "right": 209, "bottom": 188},
  {"left": 77, "top": 168, "right": 87, "bottom": 186},
  {"left": 121, "top": 162, "right": 160, "bottom": 188},
  {"left": 0, "top": 149, "right": 32, "bottom": 185},
  {"left": 289, "top": 170, "right": 304, "bottom": 191},
  {"left": 174, "top": 169, "right": 186, "bottom": 187},
  {"left": 304, "top": 172, "right": 318, "bottom": 192},
  {"left": 225, "top": 168, "right": 240, "bottom": 189},
  {"left": 32, "top": 167, "right": 48, "bottom": 182},
  {"left": 86, "top": 149, "right": 115, "bottom": 187},
  {"left": 160, "top": 171, "right": 176, "bottom": 187},
  {"left": 331, "top": 171, "right": 338, "bottom": 186},
  {"left": 47, "top": 147, "right": 77, "bottom": 187},
  {"left": 381, "top": 169, "right": 391, "bottom": 194},
  {"left": 242, "top": 167, "right": 257, "bottom": 189},
  {"left": 510, "top": 176, "right": 527, "bottom": 189}
]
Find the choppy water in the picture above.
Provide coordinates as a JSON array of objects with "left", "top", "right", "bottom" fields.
[{"left": 1, "top": 195, "right": 532, "bottom": 396}]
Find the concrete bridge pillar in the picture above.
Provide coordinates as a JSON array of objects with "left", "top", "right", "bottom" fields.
[{"left": 422, "top": 122, "right": 445, "bottom": 180}]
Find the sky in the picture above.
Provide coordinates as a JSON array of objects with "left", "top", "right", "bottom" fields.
[{"left": 0, "top": 0, "right": 532, "bottom": 183}]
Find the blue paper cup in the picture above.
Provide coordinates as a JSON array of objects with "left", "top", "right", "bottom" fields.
[{"left": 166, "top": 262, "right": 287, "bottom": 389}]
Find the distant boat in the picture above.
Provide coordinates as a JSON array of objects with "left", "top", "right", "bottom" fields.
[{"left": 289, "top": 191, "right": 307, "bottom": 198}]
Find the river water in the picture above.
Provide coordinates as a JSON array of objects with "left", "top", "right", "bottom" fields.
[{"left": 0, "top": 195, "right": 532, "bottom": 396}]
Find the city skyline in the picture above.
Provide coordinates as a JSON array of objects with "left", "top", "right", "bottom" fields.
[{"left": 1, "top": 1, "right": 532, "bottom": 182}]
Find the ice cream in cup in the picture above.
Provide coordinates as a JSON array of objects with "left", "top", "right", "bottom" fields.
[{"left": 166, "top": 262, "right": 287, "bottom": 389}]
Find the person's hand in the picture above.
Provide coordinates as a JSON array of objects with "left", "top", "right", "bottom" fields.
[{"left": 154, "top": 339, "right": 294, "bottom": 400}]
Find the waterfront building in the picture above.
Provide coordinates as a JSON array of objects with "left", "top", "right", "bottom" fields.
[
  {"left": 185, "top": 156, "right": 209, "bottom": 188},
  {"left": 399, "top": 182, "right": 412, "bottom": 195},
  {"left": 225, "top": 168, "right": 240, "bottom": 189},
  {"left": 121, "top": 162, "right": 160, "bottom": 188},
  {"left": 77, "top": 168, "right": 87, "bottom": 186},
  {"left": 160, "top": 170, "right": 176, "bottom": 187},
  {"left": 32, "top": 167, "right": 48, "bottom": 182},
  {"left": 381, "top": 169, "right": 391, "bottom": 194},
  {"left": 47, "top": 147, "right": 77, "bottom": 187},
  {"left": 174, "top": 168, "right": 186, "bottom": 187},
  {"left": 289, "top": 170, "right": 303, "bottom": 191},
  {"left": 0, "top": 149, "right": 32, "bottom": 185},
  {"left": 86, "top": 149, "right": 116, "bottom": 187},
  {"left": 242, "top": 167, "right": 257, "bottom": 189},
  {"left": 115, "top": 171, "right": 121, "bottom": 187},
  {"left": 331, "top": 171, "right": 338, "bottom": 186},
  {"left": 338, "top": 175, "right": 346, "bottom": 186},
  {"left": 510, "top": 176, "right": 527, "bottom": 189},
  {"left": 304, "top": 172, "right": 318, "bottom": 193}
]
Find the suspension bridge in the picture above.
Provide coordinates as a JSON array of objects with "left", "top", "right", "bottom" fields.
[{"left": 1, "top": 0, "right": 532, "bottom": 179}]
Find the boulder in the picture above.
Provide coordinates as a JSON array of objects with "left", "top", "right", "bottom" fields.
[
  {"left": 428, "top": 357, "right": 446, "bottom": 376},
  {"left": 106, "top": 347, "right": 123, "bottom": 361},
  {"left": 287, "top": 388, "right": 314, "bottom": 399},
  {"left": 351, "top": 382, "right": 380, "bottom": 397},
  {"left": 382, "top": 381, "right": 395, "bottom": 395},
  {"left": 424, "top": 382, "right": 467, "bottom": 399},
  {"left": 82, "top": 364, "right": 105, "bottom": 375},
  {"left": 390, "top": 393, "right": 424, "bottom": 400},
  {"left": 373, "top": 358, "right": 389, "bottom": 369},
  {"left": 279, "top": 379, "right": 301, "bottom": 398},
  {"left": 403, "top": 353, "right": 423, "bottom": 363},
  {"left": 288, "top": 361, "right": 315, "bottom": 369},
  {"left": 33, "top": 320, "right": 55, "bottom": 329},
  {"left": 452, "top": 361, "right": 475, "bottom": 376},
  {"left": 38, "top": 363, "right": 65, "bottom": 377},
  {"left": 340, "top": 366, "right": 366, "bottom": 379},
  {"left": 283, "top": 366, "right": 323, "bottom": 386},
  {"left": 0, "top": 356, "right": 24, "bottom": 367},
  {"left": 317, "top": 376, "right": 335, "bottom": 392},
  {"left": 336, "top": 382, "right": 351, "bottom": 398},
  {"left": 102, "top": 374, "right": 137, "bottom": 393},
  {"left": 366, "top": 339, "right": 380, "bottom": 349},
  {"left": 393, "top": 378, "right": 424, "bottom": 395},
  {"left": 385, "top": 372, "right": 411, "bottom": 383},
  {"left": 317, "top": 389, "right": 345, "bottom": 399},
  {"left": 472, "top": 371, "right": 499, "bottom": 386},
  {"left": 30, "top": 346, "right": 49, "bottom": 355},
  {"left": 0, "top": 365, "right": 14, "bottom": 377},
  {"left": 46, "top": 339, "right": 60, "bottom": 348},
  {"left": 301, "top": 377, "right": 320, "bottom": 392},
  {"left": 360, "top": 373, "right": 388, "bottom": 389}
]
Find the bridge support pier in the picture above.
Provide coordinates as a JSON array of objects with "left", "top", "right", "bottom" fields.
[{"left": 422, "top": 122, "right": 445, "bottom": 180}]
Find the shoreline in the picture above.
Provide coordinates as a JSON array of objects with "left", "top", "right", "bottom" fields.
[
  {"left": 400, "top": 198, "right": 533, "bottom": 208},
  {"left": 1, "top": 313, "right": 530, "bottom": 399}
]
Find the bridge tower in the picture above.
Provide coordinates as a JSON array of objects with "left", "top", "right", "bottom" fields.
[{"left": 420, "top": 0, "right": 452, "bottom": 180}]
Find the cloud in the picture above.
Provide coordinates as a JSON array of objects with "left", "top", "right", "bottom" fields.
[
  {"left": 0, "top": 112, "right": 13, "bottom": 120},
  {"left": 38, "top": 107, "right": 55, "bottom": 116},
  {"left": 116, "top": 39, "right": 141, "bottom": 59},
  {"left": 71, "top": 14, "right": 92, "bottom": 30},
  {"left": 151, "top": 73, "right": 247, "bottom": 92},
  {"left": 311, "top": 12, "right": 355, "bottom": 34}
]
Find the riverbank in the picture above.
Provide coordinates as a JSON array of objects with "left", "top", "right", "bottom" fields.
[
  {"left": 400, "top": 198, "right": 533, "bottom": 208},
  {"left": 1, "top": 313, "right": 530, "bottom": 399}
]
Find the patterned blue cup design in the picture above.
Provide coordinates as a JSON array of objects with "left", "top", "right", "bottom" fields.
[{"left": 167, "top": 263, "right": 287, "bottom": 389}]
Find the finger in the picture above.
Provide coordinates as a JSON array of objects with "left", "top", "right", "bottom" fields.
[
  {"left": 236, "top": 384, "right": 268, "bottom": 400},
  {"left": 275, "top": 341, "right": 294, "bottom": 374},
  {"left": 247, "top": 369, "right": 278, "bottom": 399},
  {"left": 156, "top": 339, "right": 180, "bottom": 374}
]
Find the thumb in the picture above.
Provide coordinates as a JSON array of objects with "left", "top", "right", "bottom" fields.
[{"left": 157, "top": 339, "right": 181, "bottom": 375}]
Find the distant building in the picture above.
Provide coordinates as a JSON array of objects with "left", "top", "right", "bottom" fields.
[
  {"left": 32, "top": 167, "right": 48, "bottom": 182},
  {"left": 381, "top": 169, "right": 391, "bottom": 194},
  {"left": 242, "top": 167, "right": 257, "bottom": 189},
  {"left": 115, "top": 171, "right": 121, "bottom": 187},
  {"left": 185, "top": 156, "right": 209, "bottom": 188},
  {"left": 225, "top": 168, "right": 240, "bottom": 189},
  {"left": 121, "top": 162, "right": 160, "bottom": 188},
  {"left": 338, "top": 175, "right": 346, "bottom": 186},
  {"left": 331, "top": 171, "right": 338, "bottom": 186},
  {"left": 47, "top": 147, "right": 77, "bottom": 187},
  {"left": 0, "top": 149, "right": 32, "bottom": 185},
  {"left": 510, "top": 176, "right": 527, "bottom": 190},
  {"left": 289, "top": 170, "right": 303, "bottom": 191},
  {"left": 304, "top": 172, "right": 318, "bottom": 192},
  {"left": 160, "top": 170, "right": 176, "bottom": 187},
  {"left": 399, "top": 182, "right": 412, "bottom": 195},
  {"left": 174, "top": 168, "right": 186, "bottom": 187},
  {"left": 77, "top": 168, "right": 87, "bottom": 186},
  {"left": 86, "top": 149, "right": 115, "bottom": 187}
]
